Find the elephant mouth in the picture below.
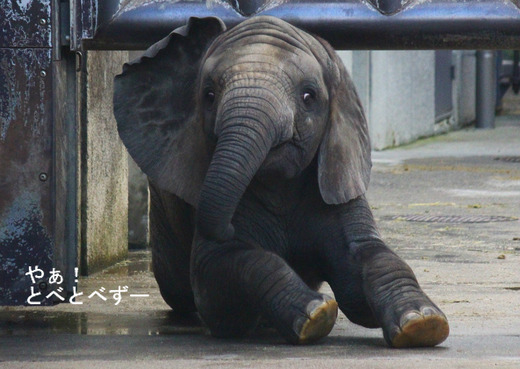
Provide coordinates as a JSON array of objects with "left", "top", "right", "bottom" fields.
[{"left": 259, "top": 140, "right": 306, "bottom": 178}]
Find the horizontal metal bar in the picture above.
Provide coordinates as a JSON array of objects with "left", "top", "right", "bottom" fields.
[{"left": 79, "top": 0, "right": 520, "bottom": 50}]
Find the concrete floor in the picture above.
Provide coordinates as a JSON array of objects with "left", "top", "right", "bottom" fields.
[{"left": 1, "top": 115, "right": 519, "bottom": 368}]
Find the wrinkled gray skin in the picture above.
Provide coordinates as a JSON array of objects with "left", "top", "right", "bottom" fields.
[{"left": 113, "top": 16, "right": 449, "bottom": 347}]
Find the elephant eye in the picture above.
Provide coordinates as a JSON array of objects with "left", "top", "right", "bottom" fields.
[
  {"left": 302, "top": 89, "right": 316, "bottom": 106},
  {"left": 205, "top": 90, "right": 216, "bottom": 106}
]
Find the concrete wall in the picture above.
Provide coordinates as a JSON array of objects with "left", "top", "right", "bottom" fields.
[
  {"left": 80, "top": 50, "right": 129, "bottom": 274},
  {"left": 339, "top": 50, "right": 476, "bottom": 151},
  {"left": 128, "top": 156, "right": 149, "bottom": 249},
  {"left": 369, "top": 51, "right": 436, "bottom": 149}
]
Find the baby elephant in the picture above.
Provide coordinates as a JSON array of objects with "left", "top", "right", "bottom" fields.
[{"left": 113, "top": 15, "right": 449, "bottom": 347}]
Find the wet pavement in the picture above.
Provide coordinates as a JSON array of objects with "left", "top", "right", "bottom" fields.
[{"left": 1, "top": 115, "right": 520, "bottom": 368}]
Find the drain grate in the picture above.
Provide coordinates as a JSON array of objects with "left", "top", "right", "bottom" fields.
[
  {"left": 494, "top": 156, "right": 520, "bottom": 163},
  {"left": 389, "top": 215, "right": 518, "bottom": 223}
]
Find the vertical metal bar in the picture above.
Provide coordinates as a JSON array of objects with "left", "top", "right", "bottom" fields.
[
  {"left": 476, "top": 50, "right": 496, "bottom": 129},
  {"left": 52, "top": 50, "right": 79, "bottom": 297},
  {"left": 512, "top": 50, "right": 520, "bottom": 94},
  {"left": 78, "top": 51, "right": 88, "bottom": 276}
]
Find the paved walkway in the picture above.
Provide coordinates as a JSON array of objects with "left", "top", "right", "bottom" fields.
[{"left": 1, "top": 116, "right": 519, "bottom": 368}]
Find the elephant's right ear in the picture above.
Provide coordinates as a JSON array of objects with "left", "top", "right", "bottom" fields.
[{"left": 113, "top": 17, "right": 226, "bottom": 206}]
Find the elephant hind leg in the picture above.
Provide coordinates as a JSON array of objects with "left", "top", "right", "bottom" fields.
[
  {"left": 149, "top": 183, "right": 196, "bottom": 313},
  {"left": 191, "top": 240, "right": 337, "bottom": 344},
  {"left": 151, "top": 228, "right": 197, "bottom": 313},
  {"left": 153, "top": 252, "right": 195, "bottom": 313}
]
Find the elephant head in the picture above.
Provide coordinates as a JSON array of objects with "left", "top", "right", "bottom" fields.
[{"left": 113, "top": 16, "right": 371, "bottom": 242}]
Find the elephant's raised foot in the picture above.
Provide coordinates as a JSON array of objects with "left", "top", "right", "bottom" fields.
[
  {"left": 390, "top": 307, "right": 449, "bottom": 348},
  {"left": 294, "top": 297, "right": 338, "bottom": 345}
]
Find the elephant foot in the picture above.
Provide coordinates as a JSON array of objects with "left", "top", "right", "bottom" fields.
[
  {"left": 387, "top": 306, "right": 449, "bottom": 348},
  {"left": 294, "top": 296, "right": 338, "bottom": 344}
]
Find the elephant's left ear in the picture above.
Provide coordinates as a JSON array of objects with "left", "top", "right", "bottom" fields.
[{"left": 315, "top": 37, "right": 372, "bottom": 205}]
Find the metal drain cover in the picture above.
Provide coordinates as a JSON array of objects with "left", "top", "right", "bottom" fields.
[
  {"left": 495, "top": 156, "right": 520, "bottom": 163},
  {"left": 389, "top": 215, "right": 518, "bottom": 223}
]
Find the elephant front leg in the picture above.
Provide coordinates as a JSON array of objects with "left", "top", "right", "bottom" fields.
[
  {"left": 323, "top": 196, "right": 449, "bottom": 348},
  {"left": 191, "top": 237, "right": 338, "bottom": 344}
]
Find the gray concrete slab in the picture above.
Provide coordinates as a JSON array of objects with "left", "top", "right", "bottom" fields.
[{"left": 1, "top": 115, "right": 519, "bottom": 368}]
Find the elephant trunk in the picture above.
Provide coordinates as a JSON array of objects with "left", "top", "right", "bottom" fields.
[{"left": 196, "top": 91, "right": 287, "bottom": 241}]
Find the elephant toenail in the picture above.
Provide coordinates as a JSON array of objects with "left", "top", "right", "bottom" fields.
[
  {"left": 421, "top": 307, "right": 437, "bottom": 317},
  {"left": 400, "top": 311, "right": 421, "bottom": 327}
]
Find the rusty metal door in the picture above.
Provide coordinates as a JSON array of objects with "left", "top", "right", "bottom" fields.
[
  {"left": 0, "top": 1, "right": 77, "bottom": 305},
  {"left": 0, "top": 47, "right": 55, "bottom": 305}
]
